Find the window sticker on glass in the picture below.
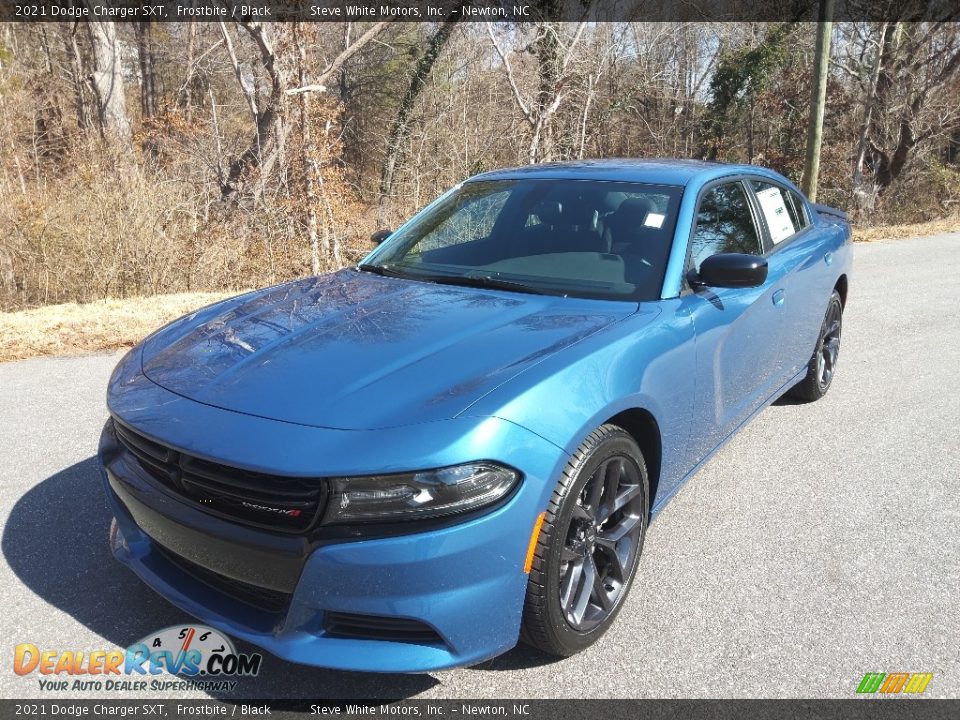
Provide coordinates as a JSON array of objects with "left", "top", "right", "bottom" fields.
[
  {"left": 755, "top": 186, "right": 797, "bottom": 243},
  {"left": 644, "top": 212, "right": 666, "bottom": 229}
]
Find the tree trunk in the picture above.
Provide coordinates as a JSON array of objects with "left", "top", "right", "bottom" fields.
[
  {"left": 219, "top": 22, "right": 290, "bottom": 203},
  {"left": 852, "top": 23, "right": 888, "bottom": 213},
  {"left": 577, "top": 74, "right": 595, "bottom": 159},
  {"left": 295, "top": 23, "right": 324, "bottom": 274},
  {"left": 531, "top": 22, "right": 561, "bottom": 163},
  {"left": 135, "top": 21, "right": 157, "bottom": 120},
  {"left": 85, "top": 12, "right": 133, "bottom": 143},
  {"left": 220, "top": 21, "right": 386, "bottom": 204},
  {"left": 0, "top": 247, "right": 16, "bottom": 300},
  {"left": 178, "top": 19, "right": 197, "bottom": 119},
  {"left": 61, "top": 24, "right": 94, "bottom": 132}
]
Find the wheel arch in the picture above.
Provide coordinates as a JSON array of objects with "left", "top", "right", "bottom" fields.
[
  {"left": 835, "top": 274, "right": 848, "bottom": 308},
  {"left": 603, "top": 408, "right": 662, "bottom": 511}
]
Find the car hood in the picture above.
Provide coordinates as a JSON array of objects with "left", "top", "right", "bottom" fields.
[{"left": 140, "top": 270, "right": 635, "bottom": 430}]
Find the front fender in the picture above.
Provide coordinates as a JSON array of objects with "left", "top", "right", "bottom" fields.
[{"left": 467, "top": 300, "right": 697, "bottom": 505}]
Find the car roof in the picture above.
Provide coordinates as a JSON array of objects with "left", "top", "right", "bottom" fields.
[{"left": 468, "top": 158, "right": 778, "bottom": 187}]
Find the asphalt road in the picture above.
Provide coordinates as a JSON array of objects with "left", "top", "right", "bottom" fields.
[{"left": 2, "top": 233, "right": 958, "bottom": 700}]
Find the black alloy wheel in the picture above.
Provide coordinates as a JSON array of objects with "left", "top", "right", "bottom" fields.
[
  {"left": 521, "top": 425, "right": 648, "bottom": 656},
  {"left": 559, "top": 454, "right": 645, "bottom": 631},
  {"left": 790, "top": 289, "right": 843, "bottom": 402},
  {"left": 817, "top": 297, "right": 842, "bottom": 388}
]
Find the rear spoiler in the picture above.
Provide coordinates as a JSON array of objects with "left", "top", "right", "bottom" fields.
[{"left": 812, "top": 203, "right": 848, "bottom": 222}]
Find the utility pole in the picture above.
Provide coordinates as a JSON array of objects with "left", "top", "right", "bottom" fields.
[{"left": 801, "top": 0, "right": 834, "bottom": 202}]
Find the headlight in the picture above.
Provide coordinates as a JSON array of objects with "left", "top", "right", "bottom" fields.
[{"left": 324, "top": 462, "right": 520, "bottom": 523}]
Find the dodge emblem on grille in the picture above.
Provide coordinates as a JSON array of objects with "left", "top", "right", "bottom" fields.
[{"left": 239, "top": 501, "right": 302, "bottom": 517}]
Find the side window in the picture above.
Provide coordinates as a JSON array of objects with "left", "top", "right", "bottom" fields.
[
  {"left": 690, "top": 181, "right": 763, "bottom": 272},
  {"left": 790, "top": 191, "right": 810, "bottom": 230},
  {"left": 751, "top": 180, "right": 808, "bottom": 245}
]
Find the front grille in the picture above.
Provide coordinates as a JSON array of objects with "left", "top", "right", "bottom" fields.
[
  {"left": 324, "top": 612, "right": 444, "bottom": 645},
  {"left": 113, "top": 419, "right": 325, "bottom": 534},
  {"left": 156, "top": 545, "right": 291, "bottom": 613}
]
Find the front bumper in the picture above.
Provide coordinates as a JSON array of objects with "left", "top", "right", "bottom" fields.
[{"left": 99, "top": 375, "right": 567, "bottom": 672}]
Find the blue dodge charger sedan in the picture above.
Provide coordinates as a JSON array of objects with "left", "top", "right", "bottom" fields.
[{"left": 99, "top": 160, "right": 851, "bottom": 672}]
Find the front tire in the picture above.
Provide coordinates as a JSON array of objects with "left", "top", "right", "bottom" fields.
[
  {"left": 789, "top": 289, "right": 843, "bottom": 402},
  {"left": 520, "top": 425, "right": 648, "bottom": 656}
]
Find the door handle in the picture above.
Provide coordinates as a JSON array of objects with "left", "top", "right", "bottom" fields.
[
  {"left": 773, "top": 289, "right": 786, "bottom": 307},
  {"left": 824, "top": 251, "right": 834, "bottom": 266}
]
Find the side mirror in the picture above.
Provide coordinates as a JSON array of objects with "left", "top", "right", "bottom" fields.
[
  {"left": 695, "top": 253, "right": 768, "bottom": 288},
  {"left": 371, "top": 229, "right": 392, "bottom": 245}
]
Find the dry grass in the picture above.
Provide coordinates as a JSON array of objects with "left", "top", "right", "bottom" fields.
[
  {"left": 2, "top": 214, "right": 959, "bottom": 364},
  {"left": 853, "top": 215, "right": 960, "bottom": 242},
  {"left": 0, "top": 291, "right": 241, "bottom": 363}
]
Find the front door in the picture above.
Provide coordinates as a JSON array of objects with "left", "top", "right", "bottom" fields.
[{"left": 684, "top": 179, "right": 788, "bottom": 465}]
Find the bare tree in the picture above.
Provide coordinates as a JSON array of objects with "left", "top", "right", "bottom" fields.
[
  {"left": 293, "top": 23, "right": 344, "bottom": 273},
  {"left": 4, "top": 18, "right": 960, "bottom": 312},
  {"left": 487, "top": 20, "right": 588, "bottom": 164},
  {"left": 219, "top": 20, "right": 388, "bottom": 203},
  {"left": 84, "top": 9, "right": 132, "bottom": 143},
  {"left": 379, "top": 15, "right": 463, "bottom": 217},
  {"left": 843, "top": 21, "right": 960, "bottom": 211},
  {"left": 59, "top": 23, "right": 94, "bottom": 132}
]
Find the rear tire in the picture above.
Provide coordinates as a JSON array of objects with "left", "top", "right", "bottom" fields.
[
  {"left": 789, "top": 290, "right": 843, "bottom": 403},
  {"left": 520, "top": 424, "right": 648, "bottom": 656}
]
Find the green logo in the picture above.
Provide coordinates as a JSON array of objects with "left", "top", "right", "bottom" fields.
[{"left": 857, "top": 672, "right": 932, "bottom": 695}]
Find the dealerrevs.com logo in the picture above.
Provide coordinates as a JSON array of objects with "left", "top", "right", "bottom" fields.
[{"left": 13, "top": 625, "right": 262, "bottom": 693}]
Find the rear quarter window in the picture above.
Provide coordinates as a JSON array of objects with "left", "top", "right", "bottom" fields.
[{"left": 751, "top": 180, "right": 809, "bottom": 244}]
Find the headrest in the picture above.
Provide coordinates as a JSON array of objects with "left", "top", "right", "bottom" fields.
[
  {"left": 612, "top": 197, "right": 654, "bottom": 227},
  {"left": 560, "top": 202, "right": 598, "bottom": 230},
  {"left": 603, "top": 192, "right": 628, "bottom": 213},
  {"left": 532, "top": 201, "right": 563, "bottom": 225}
]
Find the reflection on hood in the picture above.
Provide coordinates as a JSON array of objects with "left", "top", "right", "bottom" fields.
[{"left": 141, "top": 270, "right": 634, "bottom": 430}]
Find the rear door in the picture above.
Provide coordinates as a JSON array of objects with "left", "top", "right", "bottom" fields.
[
  {"left": 747, "top": 178, "right": 825, "bottom": 379},
  {"left": 684, "top": 179, "right": 789, "bottom": 463}
]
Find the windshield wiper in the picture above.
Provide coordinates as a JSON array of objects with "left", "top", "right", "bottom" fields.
[
  {"left": 359, "top": 264, "right": 558, "bottom": 296},
  {"left": 413, "top": 272, "right": 558, "bottom": 296},
  {"left": 356, "top": 263, "right": 410, "bottom": 279}
]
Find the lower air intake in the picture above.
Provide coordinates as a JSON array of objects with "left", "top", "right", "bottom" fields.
[
  {"left": 324, "top": 612, "right": 444, "bottom": 645},
  {"left": 156, "top": 545, "right": 291, "bottom": 614}
]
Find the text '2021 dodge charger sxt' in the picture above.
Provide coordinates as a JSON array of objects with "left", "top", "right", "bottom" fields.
[{"left": 99, "top": 159, "right": 851, "bottom": 672}]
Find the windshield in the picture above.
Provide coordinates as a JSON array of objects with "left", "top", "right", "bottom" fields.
[{"left": 362, "top": 179, "right": 683, "bottom": 301}]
